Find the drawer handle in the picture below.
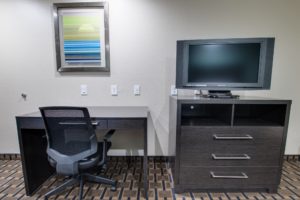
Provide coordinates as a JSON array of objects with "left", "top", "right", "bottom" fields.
[
  {"left": 213, "top": 134, "right": 253, "bottom": 140},
  {"left": 59, "top": 121, "right": 99, "bottom": 126},
  {"left": 91, "top": 121, "right": 100, "bottom": 126},
  {"left": 210, "top": 172, "right": 248, "bottom": 179},
  {"left": 59, "top": 122, "right": 86, "bottom": 125},
  {"left": 212, "top": 154, "right": 251, "bottom": 160}
]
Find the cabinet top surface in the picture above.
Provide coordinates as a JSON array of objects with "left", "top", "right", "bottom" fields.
[{"left": 170, "top": 95, "right": 292, "bottom": 103}]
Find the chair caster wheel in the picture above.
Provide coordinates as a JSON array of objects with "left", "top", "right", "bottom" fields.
[{"left": 110, "top": 186, "right": 117, "bottom": 191}]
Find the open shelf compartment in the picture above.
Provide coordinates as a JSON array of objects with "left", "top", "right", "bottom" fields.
[
  {"left": 181, "top": 104, "right": 232, "bottom": 126},
  {"left": 233, "top": 104, "right": 286, "bottom": 126}
]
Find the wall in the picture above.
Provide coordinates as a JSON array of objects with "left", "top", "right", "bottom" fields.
[{"left": 0, "top": 0, "right": 299, "bottom": 155}]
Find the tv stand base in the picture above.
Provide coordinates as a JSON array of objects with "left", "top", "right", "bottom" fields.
[{"left": 202, "top": 90, "right": 239, "bottom": 99}]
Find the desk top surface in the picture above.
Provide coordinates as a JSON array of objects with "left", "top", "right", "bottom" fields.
[{"left": 17, "top": 106, "right": 149, "bottom": 118}]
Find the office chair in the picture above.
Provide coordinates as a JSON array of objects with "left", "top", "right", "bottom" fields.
[{"left": 39, "top": 107, "right": 116, "bottom": 200}]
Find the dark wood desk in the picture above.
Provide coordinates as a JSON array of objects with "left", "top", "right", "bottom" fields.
[{"left": 16, "top": 106, "right": 149, "bottom": 198}]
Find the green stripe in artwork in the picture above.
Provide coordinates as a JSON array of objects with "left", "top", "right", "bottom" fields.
[{"left": 63, "top": 15, "right": 101, "bottom": 41}]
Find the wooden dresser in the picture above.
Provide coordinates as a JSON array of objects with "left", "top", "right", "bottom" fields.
[{"left": 169, "top": 96, "right": 291, "bottom": 193}]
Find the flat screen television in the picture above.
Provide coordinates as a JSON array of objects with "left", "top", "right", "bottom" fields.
[{"left": 176, "top": 38, "right": 275, "bottom": 97}]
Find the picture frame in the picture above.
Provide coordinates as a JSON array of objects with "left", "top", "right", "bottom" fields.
[{"left": 53, "top": 2, "right": 110, "bottom": 72}]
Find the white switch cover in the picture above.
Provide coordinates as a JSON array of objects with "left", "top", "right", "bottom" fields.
[
  {"left": 133, "top": 85, "right": 141, "bottom": 96},
  {"left": 80, "top": 84, "right": 88, "bottom": 96},
  {"left": 194, "top": 90, "right": 201, "bottom": 95},
  {"left": 111, "top": 85, "right": 118, "bottom": 96},
  {"left": 171, "top": 85, "right": 178, "bottom": 96}
]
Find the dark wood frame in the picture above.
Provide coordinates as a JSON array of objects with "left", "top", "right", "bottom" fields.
[{"left": 53, "top": 2, "right": 110, "bottom": 72}]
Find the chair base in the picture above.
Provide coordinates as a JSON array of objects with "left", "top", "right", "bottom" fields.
[{"left": 44, "top": 174, "right": 116, "bottom": 200}]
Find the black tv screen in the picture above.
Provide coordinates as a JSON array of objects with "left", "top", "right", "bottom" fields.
[
  {"left": 176, "top": 38, "right": 275, "bottom": 90},
  {"left": 188, "top": 43, "right": 260, "bottom": 83}
]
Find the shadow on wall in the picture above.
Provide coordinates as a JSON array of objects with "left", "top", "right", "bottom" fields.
[
  {"left": 96, "top": 129, "right": 144, "bottom": 156},
  {"left": 150, "top": 56, "right": 177, "bottom": 156},
  {"left": 148, "top": 113, "right": 163, "bottom": 155}
]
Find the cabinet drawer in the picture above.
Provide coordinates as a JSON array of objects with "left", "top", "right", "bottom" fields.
[
  {"left": 180, "top": 126, "right": 284, "bottom": 147},
  {"left": 179, "top": 166, "right": 279, "bottom": 186},
  {"left": 180, "top": 145, "right": 281, "bottom": 166},
  {"left": 179, "top": 127, "right": 283, "bottom": 166}
]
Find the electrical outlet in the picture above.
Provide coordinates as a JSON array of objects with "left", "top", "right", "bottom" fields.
[
  {"left": 194, "top": 90, "right": 201, "bottom": 95},
  {"left": 171, "top": 85, "right": 178, "bottom": 96},
  {"left": 133, "top": 85, "right": 141, "bottom": 96},
  {"left": 111, "top": 85, "right": 118, "bottom": 96},
  {"left": 80, "top": 84, "right": 88, "bottom": 96}
]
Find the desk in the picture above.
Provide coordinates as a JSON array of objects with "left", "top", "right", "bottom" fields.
[{"left": 16, "top": 106, "right": 148, "bottom": 198}]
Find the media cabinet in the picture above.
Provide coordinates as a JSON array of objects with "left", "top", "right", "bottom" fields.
[{"left": 169, "top": 96, "right": 291, "bottom": 193}]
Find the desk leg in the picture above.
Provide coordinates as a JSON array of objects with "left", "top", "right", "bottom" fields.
[
  {"left": 143, "top": 119, "right": 148, "bottom": 199},
  {"left": 17, "top": 127, "right": 54, "bottom": 196}
]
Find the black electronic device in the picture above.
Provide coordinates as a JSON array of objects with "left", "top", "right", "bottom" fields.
[{"left": 176, "top": 38, "right": 275, "bottom": 98}]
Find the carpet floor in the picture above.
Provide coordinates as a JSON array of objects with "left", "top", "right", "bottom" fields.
[{"left": 0, "top": 157, "right": 300, "bottom": 200}]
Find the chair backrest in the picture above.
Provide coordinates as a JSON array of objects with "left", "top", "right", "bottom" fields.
[{"left": 39, "top": 107, "right": 97, "bottom": 157}]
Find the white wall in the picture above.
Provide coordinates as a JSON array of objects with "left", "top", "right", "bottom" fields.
[{"left": 0, "top": 0, "right": 299, "bottom": 155}]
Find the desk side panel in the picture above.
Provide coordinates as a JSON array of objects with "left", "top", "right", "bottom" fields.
[{"left": 16, "top": 117, "right": 54, "bottom": 196}]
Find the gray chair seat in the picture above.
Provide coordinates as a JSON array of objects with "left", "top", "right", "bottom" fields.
[
  {"left": 48, "top": 155, "right": 100, "bottom": 171},
  {"left": 48, "top": 142, "right": 110, "bottom": 170}
]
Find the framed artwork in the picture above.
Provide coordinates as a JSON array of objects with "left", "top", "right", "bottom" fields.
[{"left": 53, "top": 2, "right": 110, "bottom": 72}]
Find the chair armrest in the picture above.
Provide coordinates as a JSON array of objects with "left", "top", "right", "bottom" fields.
[{"left": 103, "top": 129, "right": 115, "bottom": 141}]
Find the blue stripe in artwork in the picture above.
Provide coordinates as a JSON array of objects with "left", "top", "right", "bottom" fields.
[
  {"left": 64, "top": 47, "right": 100, "bottom": 51},
  {"left": 66, "top": 60, "right": 100, "bottom": 63},
  {"left": 64, "top": 50, "right": 100, "bottom": 54},
  {"left": 64, "top": 44, "right": 100, "bottom": 48},
  {"left": 65, "top": 44, "right": 100, "bottom": 48},
  {"left": 67, "top": 52, "right": 100, "bottom": 56},
  {"left": 65, "top": 54, "right": 100, "bottom": 57},
  {"left": 66, "top": 58, "right": 100, "bottom": 61},
  {"left": 65, "top": 55, "right": 100, "bottom": 59},
  {"left": 64, "top": 41, "right": 100, "bottom": 48},
  {"left": 64, "top": 40, "right": 100, "bottom": 43},
  {"left": 63, "top": 40, "right": 101, "bottom": 63}
]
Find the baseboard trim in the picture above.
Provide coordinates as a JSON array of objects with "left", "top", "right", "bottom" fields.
[
  {"left": 0, "top": 154, "right": 21, "bottom": 160},
  {"left": 284, "top": 155, "right": 300, "bottom": 161},
  {"left": 0, "top": 154, "right": 299, "bottom": 161}
]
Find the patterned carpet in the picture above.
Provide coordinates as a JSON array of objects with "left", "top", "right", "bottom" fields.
[{"left": 1, "top": 157, "right": 300, "bottom": 199}]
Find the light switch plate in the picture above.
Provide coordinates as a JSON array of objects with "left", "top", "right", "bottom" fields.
[
  {"left": 194, "top": 90, "right": 201, "bottom": 95},
  {"left": 171, "top": 85, "right": 178, "bottom": 96},
  {"left": 111, "top": 85, "right": 118, "bottom": 96},
  {"left": 133, "top": 85, "right": 141, "bottom": 96},
  {"left": 80, "top": 84, "right": 88, "bottom": 96}
]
